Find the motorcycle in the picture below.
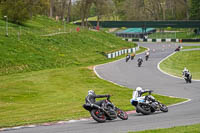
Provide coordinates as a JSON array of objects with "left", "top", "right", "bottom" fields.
[
  {"left": 83, "top": 96, "right": 128, "bottom": 123},
  {"left": 183, "top": 72, "right": 192, "bottom": 83},
  {"left": 175, "top": 46, "right": 181, "bottom": 52},
  {"left": 130, "top": 91, "right": 168, "bottom": 115},
  {"left": 126, "top": 54, "right": 130, "bottom": 62},
  {"left": 145, "top": 52, "right": 150, "bottom": 61},
  {"left": 138, "top": 60, "right": 143, "bottom": 67},
  {"left": 145, "top": 55, "right": 149, "bottom": 61}
]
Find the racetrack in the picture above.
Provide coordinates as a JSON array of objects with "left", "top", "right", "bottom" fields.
[{"left": 2, "top": 43, "right": 200, "bottom": 133}]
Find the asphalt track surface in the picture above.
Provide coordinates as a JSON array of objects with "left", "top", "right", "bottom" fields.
[{"left": 2, "top": 43, "right": 200, "bottom": 133}]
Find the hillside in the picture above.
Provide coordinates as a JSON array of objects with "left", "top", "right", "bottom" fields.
[
  {"left": 0, "top": 16, "right": 186, "bottom": 128},
  {"left": 0, "top": 16, "right": 136, "bottom": 76},
  {"left": 0, "top": 16, "right": 137, "bottom": 127}
]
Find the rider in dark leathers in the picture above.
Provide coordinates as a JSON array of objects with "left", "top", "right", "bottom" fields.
[{"left": 85, "top": 90, "right": 110, "bottom": 109}]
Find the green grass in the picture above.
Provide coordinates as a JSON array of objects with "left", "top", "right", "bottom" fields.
[
  {"left": 182, "top": 46, "right": 200, "bottom": 50},
  {"left": 0, "top": 16, "right": 186, "bottom": 128},
  {"left": 0, "top": 27, "right": 137, "bottom": 76},
  {"left": 129, "top": 123, "right": 200, "bottom": 133},
  {"left": 149, "top": 32, "right": 200, "bottom": 39},
  {"left": 160, "top": 50, "right": 200, "bottom": 79}
]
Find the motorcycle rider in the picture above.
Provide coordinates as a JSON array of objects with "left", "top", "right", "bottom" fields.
[
  {"left": 130, "top": 87, "right": 168, "bottom": 114},
  {"left": 145, "top": 51, "right": 150, "bottom": 57},
  {"left": 137, "top": 57, "right": 143, "bottom": 66},
  {"left": 85, "top": 90, "right": 110, "bottom": 110},
  {"left": 131, "top": 87, "right": 152, "bottom": 102},
  {"left": 182, "top": 67, "right": 190, "bottom": 77},
  {"left": 131, "top": 52, "right": 135, "bottom": 60},
  {"left": 126, "top": 54, "right": 131, "bottom": 62},
  {"left": 145, "top": 51, "right": 150, "bottom": 61}
]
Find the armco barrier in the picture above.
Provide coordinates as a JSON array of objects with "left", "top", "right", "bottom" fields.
[
  {"left": 123, "top": 38, "right": 200, "bottom": 43},
  {"left": 182, "top": 39, "right": 200, "bottom": 42},
  {"left": 107, "top": 46, "right": 140, "bottom": 59}
]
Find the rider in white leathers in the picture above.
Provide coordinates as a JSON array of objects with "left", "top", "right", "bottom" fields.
[
  {"left": 182, "top": 67, "right": 190, "bottom": 77},
  {"left": 130, "top": 87, "right": 152, "bottom": 103}
]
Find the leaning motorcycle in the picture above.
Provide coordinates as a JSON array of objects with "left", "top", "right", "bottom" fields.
[
  {"left": 145, "top": 55, "right": 149, "bottom": 61},
  {"left": 138, "top": 60, "right": 142, "bottom": 67},
  {"left": 183, "top": 72, "right": 192, "bottom": 83},
  {"left": 83, "top": 96, "right": 128, "bottom": 123},
  {"left": 131, "top": 91, "right": 168, "bottom": 115}
]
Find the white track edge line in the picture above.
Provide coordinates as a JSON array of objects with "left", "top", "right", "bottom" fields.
[
  {"left": 93, "top": 46, "right": 149, "bottom": 88},
  {"left": 157, "top": 52, "right": 200, "bottom": 81},
  {"left": 93, "top": 46, "right": 192, "bottom": 109}
]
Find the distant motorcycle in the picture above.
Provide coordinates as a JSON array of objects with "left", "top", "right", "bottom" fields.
[
  {"left": 137, "top": 58, "right": 143, "bottom": 67},
  {"left": 83, "top": 96, "right": 128, "bottom": 123},
  {"left": 175, "top": 46, "right": 181, "bottom": 52},
  {"left": 145, "top": 52, "right": 150, "bottom": 61},
  {"left": 131, "top": 91, "right": 168, "bottom": 115},
  {"left": 126, "top": 54, "right": 131, "bottom": 62},
  {"left": 145, "top": 55, "right": 149, "bottom": 61},
  {"left": 183, "top": 72, "right": 192, "bottom": 83}
]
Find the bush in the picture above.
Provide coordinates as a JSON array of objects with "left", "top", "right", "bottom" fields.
[{"left": 1, "top": 0, "right": 31, "bottom": 24}]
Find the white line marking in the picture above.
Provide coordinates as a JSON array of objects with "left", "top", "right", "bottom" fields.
[
  {"left": 94, "top": 46, "right": 149, "bottom": 88},
  {"left": 154, "top": 93, "right": 192, "bottom": 107},
  {"left": 168, "top": 99, "right": 191, "bottom": 107},
  {"left": 94, "top": 45, "right": 192, "bottom": 111},
  {"left": 157, "top": 52, "right": 200, "bottom": 81}
]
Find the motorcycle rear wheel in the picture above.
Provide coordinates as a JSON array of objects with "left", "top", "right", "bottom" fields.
[
  {"left": 136, "top": 104, "right": 151, "bottom": 115},
  {"left": 90, "top": 109, "right": 106, "bottom": 123},
  {"left": 116, "top": 108, "right": 128, "bottom": 120}
]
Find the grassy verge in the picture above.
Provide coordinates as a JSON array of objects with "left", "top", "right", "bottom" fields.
[
  {"left": 160, "top": 50, "right": 200, "bottom": 79},
  {"left": 182, "top": 46, "right": 200, "bottom": 50},
  {"left": 149, "top": 32, "right": 200, "bottom": 39},
  {"left": 0, "top": 46, "right": 148, "bottom": 128},
  {"left": 0, "top": 16, "right": 187, "bottom": 128},
  {"left": 0, "top": 67, "right": 186, "bottom": 128},
  {"left": 129, "top": 123, "right": 200, "bottom": 133}
]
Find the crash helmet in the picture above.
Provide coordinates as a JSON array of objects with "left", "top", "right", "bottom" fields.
[
  {"left": 136, "top": 87, "right": 142, "bottom": 91},
  {"left": 88, "top": 90, "right": 95, "bottom": 95},
  {"left": 184, "top": 67, "right": 188, "bottom": 71}
]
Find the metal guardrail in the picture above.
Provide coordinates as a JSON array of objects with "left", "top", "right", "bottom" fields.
[{"left": 75, "top": 21, "right": 200, "bottom": 28}]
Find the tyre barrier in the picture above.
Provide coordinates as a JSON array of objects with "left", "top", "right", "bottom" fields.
[
  {"left": 122, "top": 38, "right": 179, "bottom": 43},
  {"left": 123, "top": 38, "right": 200, "bottom": 43},
  {"left": 107, "top": 46, "right": 139, "bottom": 59}
]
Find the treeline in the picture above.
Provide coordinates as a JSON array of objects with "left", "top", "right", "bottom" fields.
[{"left": 0, "top": 0, "right": 199, "bottom": 24}]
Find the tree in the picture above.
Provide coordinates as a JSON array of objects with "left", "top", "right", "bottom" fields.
[
  {"left": 190, "top": 0, "right": 200, "bottom": 20},
  {"left": 1, "top": 0, "right": 49, "bottom": 23},
  {"left": 66, "top": 0, "right": 72, "bottom": 22},
  {"left": 1, "top": 0, "right": 31, "bottom": 23},
  {"left": 50, "top": 0, "right": 54, "bottom": 17},
  {"left": 80, "top": 0, "right": 93, "bottom": 26},
  {"left": 94, "top": 0, "right": 114, "bottom": 26}
]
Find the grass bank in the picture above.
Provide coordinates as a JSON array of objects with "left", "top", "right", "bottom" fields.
[
  {"left": 148, "top": 29, "right": 200, "bottom": 39},
  {"left": 160, "top": 50, "right": 200, "bottom": 79},
  {"left": 129, "top": 123, "right": 200, "bottom": 133},
  {"left": 182, "top": 46, "right": 200, "bottom": 50},
  {"left": 0, "top": 16, "right": 186, "bottom": 128}
]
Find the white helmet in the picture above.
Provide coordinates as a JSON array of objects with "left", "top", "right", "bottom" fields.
[
  {"left": 88, "top": 90, "right": 95, "bottom": 95},
  {"left": 136, "top": 87, "right": 142, "bottom": 91},
  {"left": 184, "top": 67, "right": 188, "bottom": 71}
]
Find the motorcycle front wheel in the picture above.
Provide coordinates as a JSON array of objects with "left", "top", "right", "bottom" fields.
[
  {"left": 90, "top": 109, "right": 106, "bottom": 123},
  {"left": 160, "top": 104, "right": 168, "bottom": 112},
  {"left": 115, "top": 108, "right": 128, "bottom": 120}
]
